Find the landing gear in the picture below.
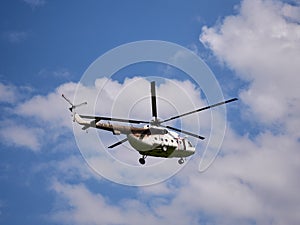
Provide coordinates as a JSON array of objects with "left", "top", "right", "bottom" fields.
[
  {"left": 139, "top": 156, "right": 146, "bottom": 165},
  {"left": 178, "top": 158, "right": 184, "bottom": 165}
]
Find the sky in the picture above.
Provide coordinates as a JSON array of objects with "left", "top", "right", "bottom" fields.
[{"left": 1, "top": 0, "right": 300, "bottom": 224}]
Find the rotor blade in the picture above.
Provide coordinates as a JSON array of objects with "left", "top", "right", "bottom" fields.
[
  {"left": 151, "top": 81, "right": 158, "bottom": 118},
  {"left": 80, "top": 115, "right": 149, "bottom": 124},
  {"left": 62, "top": 94, "right": 73, "bottom": 106},
  {"left": 108, "top": 138, "right": 128, "bottom": 149},
  {"left": 74, "top": 102, "right": 87, "bottom": 108},
  {"left": 165, "top": 126, "right": 205, "bottom": 140},
  {"left": 161, "top": 98, "right": 238, "bottom": 123}
]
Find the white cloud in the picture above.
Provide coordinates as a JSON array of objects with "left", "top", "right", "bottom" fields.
[
  {"left": 1, "top": 1, "right": 297, "bottom": 224},
  {"left": 134, "top": 128, "right": 299, "bottom": 225},
  {"left": 22, "top": 0, "right": 45, "bottom": 8},
  {"left": 24, "top": 71, "right": 298, "bottom": 224},
  {"left": 188, "top": 130, "right": 300, "bottom": 224},
  {"left": 15, "top": 82, "right": 78, "bottom": 129},
  {"left": 0, "top": 82, "right": 34, "bottom": 104},
  {"left": 38, "top": 68, "right": 72, "bottom": 79},
  {"left": 0, "top": 83, "right": 44, "bottom": 151},
  {"left": 50, "top": 181, "right": 160, "bottom": 225},
  {"left": 0, "top": 82, "right": 75, "bottom": 152},
  {"left": 30, "top": 154, "right": 100, "bottom": 196},
  {"left": 197, "top": 0, "right": 300, "bottom": 224},
  {"left": 3, "top": 77, "right": 215, "bottom": 186},
  {"left": 0, "top": 83, "right": 18, "bottom": 103},
  {"left": 11, "top": 76, "right": 291, "bottom": 224},
  {"left": 282, "top": 2, "right": 300, "bottom": 22},
  {"left": 200, "top": 0, "right": 300, "bottom": 131},
  {"left": 2, "top": 31, "right": 28, "bottom": 43},
  {"left": 5, "top": 1, "right": 300, "bottom": 224},
  {"left": 0, "top": 123, "right": 42, "bottom": 151},
  {"left": 47, "top": 128, "right": 300, "bottom": 225},
  {"left": 51, "top": 179, "right": 219, "bottom": 225},
  {"left": 15, "top": 76, "right": 208, "bottom": 142}
]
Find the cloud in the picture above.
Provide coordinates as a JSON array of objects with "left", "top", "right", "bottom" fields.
[
  {"left": 2, "top": 77, "right": 215, "bottom": 186},
  {"left": 0, "top": 123, "right": 42, "bottom": 151},
  {"left": 51, "top": 178, "right": 216, "bottom": 225},
  {"left": 200, "top": 0, "right": 300, "bottom": 132},
  {"left": 196, "top": 0, "right": 300, "bottom": 224},
  {"left": 0, "top": 82, "right": 34, "bottom": 104},
  {"left": 0, "top": 82, "right": 75, "bottom": 151},
  {"left": 50, "top": 181, "right": 161, "bottom": 225},
  {"left": 0, "top": 84, "right": 43, "bottom": 151},
  {"left": 0, "top": 83, "right": 18, "bottom": 104},
  {"left": 282, "top": 2, "right": 300, "bottom": 22},
  {"left": 47, "top": 129, "right": 300, "bottom": 225},
  {"left": 2, "top": 1, "right": 298, "bottom": 224},
  {"left": 15, "top": 81, "right": 78, "bottom": 129},
  {"left": 15, "top": 76, "right": 208, "bottom": 147},
  {"left": 30, "top": 153, "right": 100, "bottom": 196},
  {"left": 136, "top": 129, "right": 299, "bottom": 225},
  {"left": 38, "top": 68, "right": 72, "bottom": 79},
  {"left": 2, "top": 31, "right": 28, "bottom": 43},
  {"left": 69, "top": 77, "right": 215, "bottom": 185},
  {"left": 22, "top": 0, "right": 45, "bottom": 8},
  {"left": 184, "top": 129, "right": 300, "bottom": 225},
  {"left": 9, "top": 72, "right": 298, "bottom": 224},
  {"left": 15, "top": 68, "right": 297, "bottom": 224}
]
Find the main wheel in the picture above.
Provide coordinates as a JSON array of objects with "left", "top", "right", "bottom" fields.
[
  {"left": 139, "top": 158, "right": 146, "bottom": 165},
  {"left": 178, "top": 158, "right": 184, "bottom": 164}
]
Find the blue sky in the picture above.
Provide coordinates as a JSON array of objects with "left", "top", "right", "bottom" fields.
[{"left": 1, "top": 0, "right": 300, "bottom": 225}]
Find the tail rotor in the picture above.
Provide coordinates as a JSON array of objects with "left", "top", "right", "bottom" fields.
[{"left": 62, "top": 94, "right": 87, "bottom": 121}]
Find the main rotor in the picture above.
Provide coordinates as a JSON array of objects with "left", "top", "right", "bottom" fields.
[
  {"left": 145, "top": 81, "right": 237, "bottom": 139},
  {"left": 63, "top": 80, "right": 238, "bottom": 150},
  {"left": 150, "top": 81, "right": 160, "bottom": 126},
  {"left": 76, "top": 81, "right": 237, "bottom": 141}
]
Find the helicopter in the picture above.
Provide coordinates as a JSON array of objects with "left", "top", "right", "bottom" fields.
[{"left": 62, "top": 81, "right": 237, "bottom": 165}]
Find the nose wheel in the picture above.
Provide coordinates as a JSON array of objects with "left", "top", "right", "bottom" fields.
[{"left": 139, "top": 156, "right": 146, "bottom": 165}]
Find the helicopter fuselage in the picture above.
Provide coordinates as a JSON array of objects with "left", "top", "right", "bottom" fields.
[
  {"left": 92, "top": 120, "right": 196, "bottom": 158},
  {"left": 127, "top": 132, "right": 196, "bottom": 158},
  {"left": 73, "top": 113, "right": 195, "bottom": 161}
]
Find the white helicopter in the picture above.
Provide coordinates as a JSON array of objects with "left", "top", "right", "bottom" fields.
[{"left": 63, "top": 81, "right": 237, "bottom": 165}]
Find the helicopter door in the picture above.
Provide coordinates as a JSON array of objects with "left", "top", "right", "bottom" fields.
[
  {"left": 182, "top": 139, "right": 186, "bottom": 150},
  {"left": 177, "top": 138, "right": 186, "bottom": 151}
]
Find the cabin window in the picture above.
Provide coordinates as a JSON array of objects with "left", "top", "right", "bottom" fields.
[
  {"left": 154, "top": 137, "right": 157, "bottom": 140},
  {"left": 171, "top": 140, "right": 174, "bottom": 143},
  {"left": 165, "top": 139, "right": 168, "bottom": 142}
]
